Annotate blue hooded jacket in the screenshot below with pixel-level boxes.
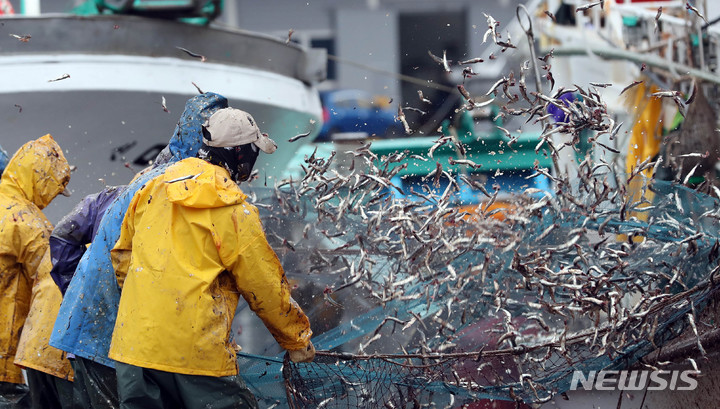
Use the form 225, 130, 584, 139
0, 144, 8, 177
49, 93, 229, 367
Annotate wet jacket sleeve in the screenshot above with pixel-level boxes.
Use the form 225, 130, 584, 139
110, 192, 138, 290
49, 193, 101, 294
228, 222, 312, 352
18, 226, 51, 284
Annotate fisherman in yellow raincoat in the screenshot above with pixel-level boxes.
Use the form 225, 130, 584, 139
110, 108, 314, 408
0, 135, 74, 409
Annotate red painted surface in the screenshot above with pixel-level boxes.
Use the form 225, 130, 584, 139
0, 0, 14, 15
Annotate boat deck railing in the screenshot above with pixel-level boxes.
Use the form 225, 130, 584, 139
0, 14, 326, 85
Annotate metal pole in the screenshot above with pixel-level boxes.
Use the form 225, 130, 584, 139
516, 5, 544, 106
517, 4, 562, 177
698, 22, 705, 72
550, 45, 720, 85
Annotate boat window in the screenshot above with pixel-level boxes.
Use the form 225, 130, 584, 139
311, 38, 336, 81
554, 3, 576, 26
133, 144, 166, 166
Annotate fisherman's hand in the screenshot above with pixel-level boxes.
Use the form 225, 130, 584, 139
288, 341, 315, 363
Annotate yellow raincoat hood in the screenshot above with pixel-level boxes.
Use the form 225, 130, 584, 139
164, 157, 247, 208
0, 135, 72, 383
111, 158, 311, 377
0, 134, 71, 209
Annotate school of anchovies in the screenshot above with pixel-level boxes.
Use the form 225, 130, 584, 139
248, 13, 719, 405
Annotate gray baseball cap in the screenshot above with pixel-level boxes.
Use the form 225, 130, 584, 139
202, 108, 277, 154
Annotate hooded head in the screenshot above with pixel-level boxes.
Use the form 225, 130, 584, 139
197, 108, 277, 183
153, 92, 229, 166
0, 144, 8, 177
0, 134, 71, 209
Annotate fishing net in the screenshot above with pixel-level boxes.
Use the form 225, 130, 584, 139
229, 12, 720, 404
232, 164, 720, 408
282, 272, 716, 408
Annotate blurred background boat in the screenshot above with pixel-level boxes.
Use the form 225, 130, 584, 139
0, 0, 326, 222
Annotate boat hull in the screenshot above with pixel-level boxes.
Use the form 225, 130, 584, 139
0, 15, 324, 222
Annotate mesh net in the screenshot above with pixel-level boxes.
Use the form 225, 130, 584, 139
233, 172, 720, 408
227, 15, 720, 405
280, 278, 719, 408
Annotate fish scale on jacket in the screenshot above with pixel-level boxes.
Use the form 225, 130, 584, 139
49, 93, 229, 368
0, 134, 72, 383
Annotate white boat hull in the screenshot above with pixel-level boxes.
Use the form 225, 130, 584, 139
0, 15, 324, 222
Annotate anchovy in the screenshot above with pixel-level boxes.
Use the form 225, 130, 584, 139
176, 46, 207, 62
165, 172, 202, 184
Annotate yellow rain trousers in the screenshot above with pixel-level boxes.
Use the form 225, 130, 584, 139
623, 83, 663, 239
0, 134, 72, 383
625, 82, 663, 178
110, 157, 312, 377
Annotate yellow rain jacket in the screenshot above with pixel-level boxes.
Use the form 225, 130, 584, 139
0, 134, 72, 383
110, 157, 312, 376
625, 82, 663, 178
